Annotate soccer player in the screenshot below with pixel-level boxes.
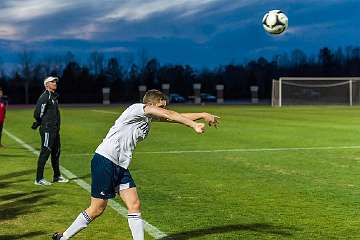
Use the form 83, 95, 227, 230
32, 76, 68, 186
52, 89, 219, 240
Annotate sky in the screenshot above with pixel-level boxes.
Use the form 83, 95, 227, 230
0, 0, 359, 68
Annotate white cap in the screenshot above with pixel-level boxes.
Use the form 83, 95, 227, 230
43, 76, 58, 86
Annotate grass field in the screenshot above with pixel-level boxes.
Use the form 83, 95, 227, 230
1, 104, 360, 239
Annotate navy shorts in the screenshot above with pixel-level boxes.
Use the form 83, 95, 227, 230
91, 153, 136, 199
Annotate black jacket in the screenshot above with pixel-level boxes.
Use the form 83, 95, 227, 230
33, 91, 60, 131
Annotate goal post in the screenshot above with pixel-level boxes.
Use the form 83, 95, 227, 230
272, 77, 360, 106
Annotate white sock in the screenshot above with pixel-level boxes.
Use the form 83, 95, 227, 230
128, 212, 144, 240
61, 211, 92, 239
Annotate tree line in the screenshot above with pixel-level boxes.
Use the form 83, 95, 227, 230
1, 46, 360, 104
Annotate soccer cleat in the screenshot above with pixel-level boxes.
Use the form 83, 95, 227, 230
53, 176, 69, 183
34, 179, 52, 186
51, 232, 63, 240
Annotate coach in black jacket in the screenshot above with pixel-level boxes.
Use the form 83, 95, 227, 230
32, 76, 68, 186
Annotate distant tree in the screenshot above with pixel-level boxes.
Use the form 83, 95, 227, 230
39, 54, 60, 76
64, 51, 76, 65
137, 48, 149, 72
334, 47, 345, 66
61, 61, 82, 102
280, 53, 290, 67
257, 57, 273, 98
18, 49, 35, 104
318, 47, 334, 71
106, 57, 123, 82
126, 63, 140, 101
128, 64, 139, 83
183, 65, 196, 97
122, 52, 135, 74
222, 64, 247, 99
157, 64, 195, 97
348, 47, 360, 75
30, 63, 48, 102
89, 51, 105, 76
158, 65, 180, 92
7, 72, 23, 103
291, 49, 307, 67
142, 58, 160, 89
197, 68, 218, 95
106, 57, 125, 102
351, 47, 360, 60
82, 66, 100, 103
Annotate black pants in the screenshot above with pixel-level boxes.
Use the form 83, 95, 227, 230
36, 128, 61, 181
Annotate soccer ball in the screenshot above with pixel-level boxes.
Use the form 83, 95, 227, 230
262, 10, 288, 35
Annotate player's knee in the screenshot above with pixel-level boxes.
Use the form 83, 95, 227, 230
128, 199, 141, 212
40, 147, 51, 155
88, 208, 103, 219
87, 204, 106, 218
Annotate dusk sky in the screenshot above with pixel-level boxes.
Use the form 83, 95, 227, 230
0, 0, 359, 68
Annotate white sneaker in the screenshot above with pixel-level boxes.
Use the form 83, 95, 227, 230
53, 176, 69, 183
34, 179, 52, 186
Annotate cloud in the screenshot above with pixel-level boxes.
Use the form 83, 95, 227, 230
98, 0, 221, 22
61, 23, 103, 41
0, 0, 90, 40
0, 24, 18, 39
0, 0, 261, 41
0, 0, 77, 22
249, 46, 280, 55
98, 46, 129, 53
286, 22, 337, 35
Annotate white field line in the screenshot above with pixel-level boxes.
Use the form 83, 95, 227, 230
91, 110, 119, 114
62, 145, 360, 157
3, 129, 167, 240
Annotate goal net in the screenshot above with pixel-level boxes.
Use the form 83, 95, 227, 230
272, 77, 360, 106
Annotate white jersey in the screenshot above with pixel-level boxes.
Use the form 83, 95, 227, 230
95, 103, 152, 168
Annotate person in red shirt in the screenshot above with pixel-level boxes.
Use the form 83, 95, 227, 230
0, 87, 7, 147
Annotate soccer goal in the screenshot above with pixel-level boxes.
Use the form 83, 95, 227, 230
272, 77, 360, 106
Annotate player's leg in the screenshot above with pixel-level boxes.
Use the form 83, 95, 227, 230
85, 197, 108, 219
51, 132, 68, 182
51, 131, 60, 178
56, 197, 107, 240
35, 129, 52, 184
118, 170, 144, 240
53, 154, 115, 239
120, 187, 141, 211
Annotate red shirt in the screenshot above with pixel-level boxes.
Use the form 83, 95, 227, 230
0, 102, 6, 124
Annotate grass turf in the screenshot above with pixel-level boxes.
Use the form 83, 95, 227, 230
1, 105, 360, 239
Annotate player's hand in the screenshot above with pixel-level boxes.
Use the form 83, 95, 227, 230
31, 121, 40, 130
203, 113, 220, 128
193, 123, 205, 134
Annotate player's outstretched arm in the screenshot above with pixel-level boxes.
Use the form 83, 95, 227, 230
181, 112, 220, 128
144, 105, 205, 134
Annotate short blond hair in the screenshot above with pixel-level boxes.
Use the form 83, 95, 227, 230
143, 89, 167, 104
